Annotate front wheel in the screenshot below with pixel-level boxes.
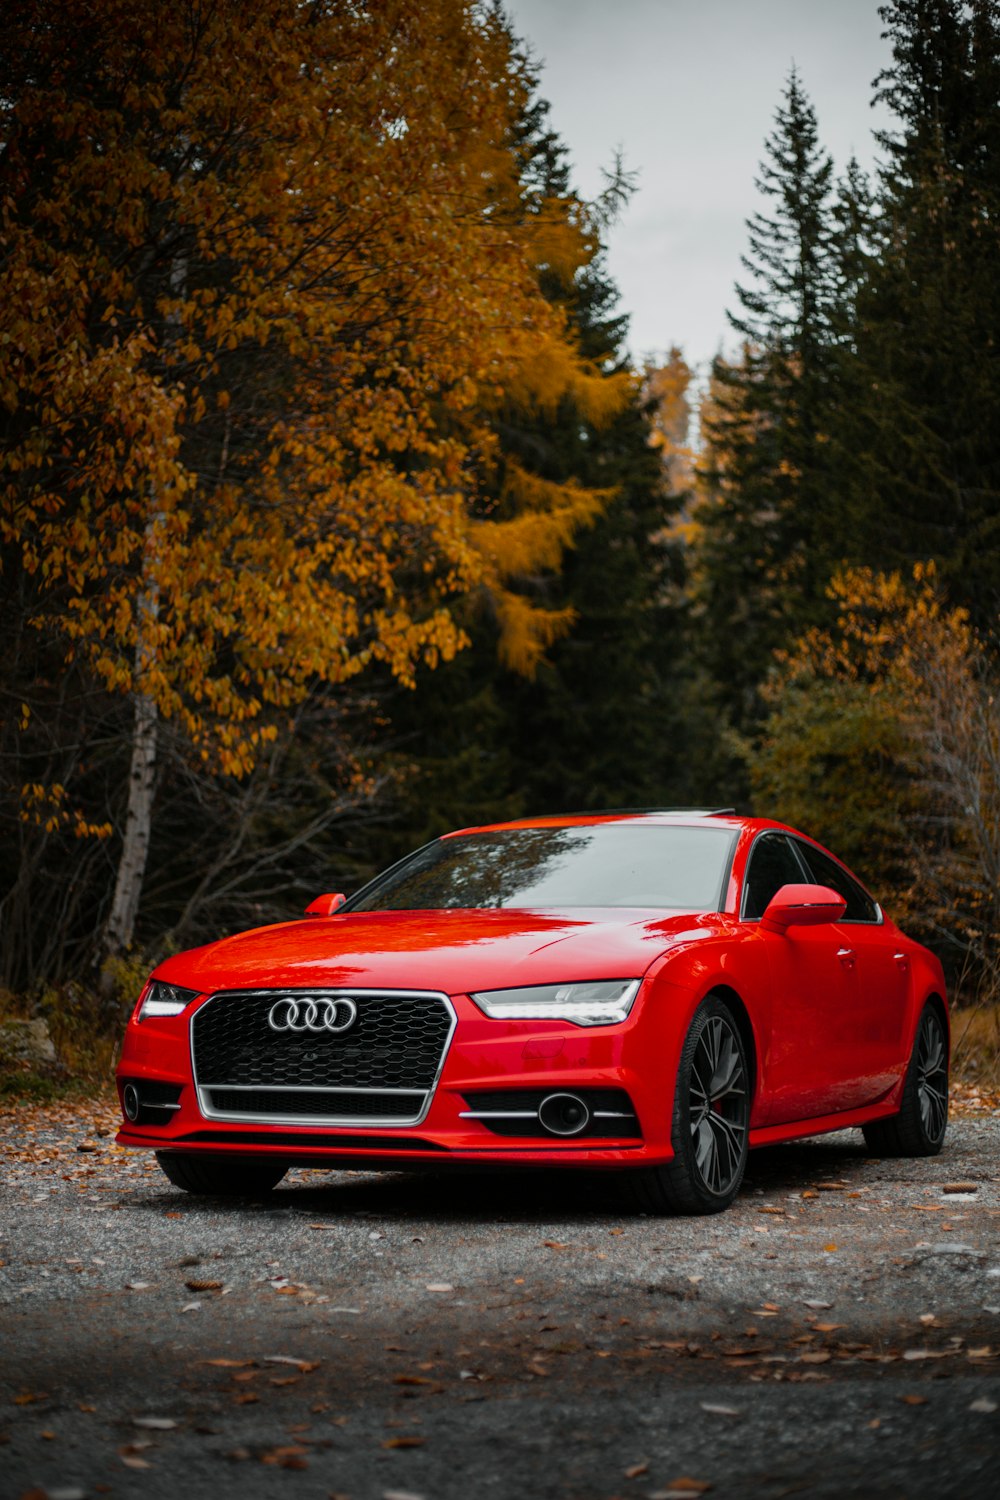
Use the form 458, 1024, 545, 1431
155, 1151, 288, 1196
862, 1003, 948, 1157
625, 996, 750, 1215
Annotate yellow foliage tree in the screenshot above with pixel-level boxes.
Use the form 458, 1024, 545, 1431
752, 564, 1000, 997
0, 0, 620, 963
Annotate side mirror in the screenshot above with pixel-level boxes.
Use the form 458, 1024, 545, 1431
760, 883, 847, 934
305, 892, 347, 917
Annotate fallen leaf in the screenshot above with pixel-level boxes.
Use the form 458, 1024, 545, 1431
799, 1351, 831, 1364
261, 1445, 309, 1469
262, 1356, 320, 1372
383, 1436, 426, 1449
700, 1403, 740, 1417
803, 1299, 833, 1310
308, 1223, 341, 1230
970, 1396, 998, 1413
125, 1281, 154, 1290
13, 1393, 48, 1406
132, 1416, 178, 1430
120, 1455, 152, 1470
823, 1244, 838, 1253
624, 1461, 649, 1478
543, 1240, 569, 1249
902, 1349, 951, 1360
900, 1395, 928, 1405
811, 1323, 843, 1333
425, 1283, 453, 1293
382, 1491, 426, 1500
393, 1375, 433, 1387
967, 1346, 994, 1358
650, 1480, 712, 1498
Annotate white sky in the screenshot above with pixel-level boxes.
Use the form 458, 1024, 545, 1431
504, 0, 894, 373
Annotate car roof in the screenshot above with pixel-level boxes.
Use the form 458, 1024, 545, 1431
444, 809, 767, 837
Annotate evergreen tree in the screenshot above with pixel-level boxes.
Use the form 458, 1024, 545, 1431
362, 93, 691, 865
691, 70, 841, 727
840, 0, 1000, 630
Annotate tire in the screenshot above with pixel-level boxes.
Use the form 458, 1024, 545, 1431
625, 995, 750, 1215
862, 1002, 948, 1157
155, 1151, 288, 1196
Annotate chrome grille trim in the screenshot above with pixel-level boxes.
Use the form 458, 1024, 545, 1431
190, 988, 457, 1129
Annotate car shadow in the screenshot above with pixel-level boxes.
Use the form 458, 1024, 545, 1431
124, 1129, 878, 1223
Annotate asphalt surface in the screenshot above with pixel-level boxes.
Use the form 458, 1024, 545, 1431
1, 1098, 999, 1500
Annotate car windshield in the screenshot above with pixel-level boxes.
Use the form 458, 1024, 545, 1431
346, 824, 735, 912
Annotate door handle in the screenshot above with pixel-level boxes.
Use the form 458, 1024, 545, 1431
837, 947, 856, 967
894, 952, 910, 969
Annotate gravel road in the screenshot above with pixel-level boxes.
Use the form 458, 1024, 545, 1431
2, 1095, 999, 1500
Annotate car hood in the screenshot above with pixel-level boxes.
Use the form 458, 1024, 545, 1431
157, 908, 720, 996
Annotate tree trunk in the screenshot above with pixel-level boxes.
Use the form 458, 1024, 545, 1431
103, 681, 158, 963
100, 249, 186, 978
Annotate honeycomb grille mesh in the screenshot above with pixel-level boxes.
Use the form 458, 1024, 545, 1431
191, 990, 452, 1092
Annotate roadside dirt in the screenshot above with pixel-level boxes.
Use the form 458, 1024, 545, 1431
1, 1090, 999, 1499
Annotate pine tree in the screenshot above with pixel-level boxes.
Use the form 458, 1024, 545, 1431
691, 70, 841, 726
840, 0, 1000, 629
363, 93, 690, 863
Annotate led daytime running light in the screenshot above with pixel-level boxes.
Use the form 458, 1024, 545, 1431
470, 978, 640, 1027
138, 979, 200, 1022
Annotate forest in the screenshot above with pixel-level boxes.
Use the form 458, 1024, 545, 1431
1, 0, 998, 1074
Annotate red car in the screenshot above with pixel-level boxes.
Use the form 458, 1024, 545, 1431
116, 810, 949, 1214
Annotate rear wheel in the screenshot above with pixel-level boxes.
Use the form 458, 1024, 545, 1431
155, 1151, 287, 1196
862, 1003, 948, 1157
626, 995, 750, 1215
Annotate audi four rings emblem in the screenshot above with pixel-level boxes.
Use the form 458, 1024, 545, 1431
267, 996, 358, 1034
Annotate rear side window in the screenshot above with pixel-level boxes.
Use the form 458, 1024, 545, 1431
793, 841, 878, 923
742, 834, 807, 920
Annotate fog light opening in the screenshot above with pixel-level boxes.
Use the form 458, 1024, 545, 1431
538, 1092, 591, 1137
123, 1083, 140, 1122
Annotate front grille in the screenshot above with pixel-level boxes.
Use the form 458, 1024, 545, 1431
191, 988, 454, 1126
207, 1088, 419, 1118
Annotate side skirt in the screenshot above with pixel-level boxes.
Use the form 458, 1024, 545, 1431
749, 1090, 904, 1150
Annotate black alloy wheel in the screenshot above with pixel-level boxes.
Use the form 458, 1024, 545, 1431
688, 1009, 749, 1195
625, 995, 751, 1215
862, 1002, 949, 1157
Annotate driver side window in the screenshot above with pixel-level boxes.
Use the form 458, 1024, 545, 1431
743, 834, 806, 920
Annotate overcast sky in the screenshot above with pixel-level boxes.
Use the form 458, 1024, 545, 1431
504, 0, 894, 373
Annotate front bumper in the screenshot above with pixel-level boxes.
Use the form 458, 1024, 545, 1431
116, 990, 685, 1169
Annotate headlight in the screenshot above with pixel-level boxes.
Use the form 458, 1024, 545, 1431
470, 979, 641, 1027
137, 979, 201, 1022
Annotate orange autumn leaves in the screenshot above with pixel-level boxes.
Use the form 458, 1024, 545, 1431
1, 0, 628, 778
